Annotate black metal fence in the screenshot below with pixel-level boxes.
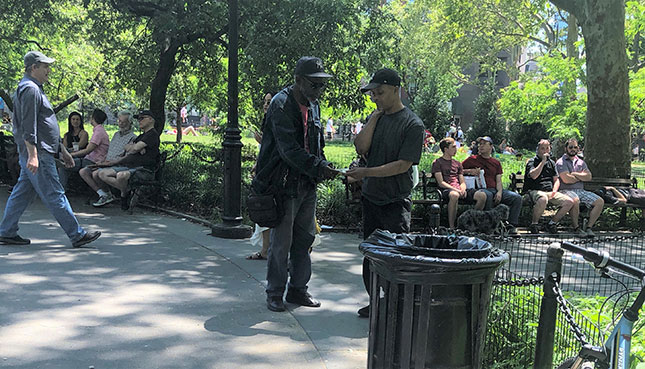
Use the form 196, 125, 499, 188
479, 232, 645, 368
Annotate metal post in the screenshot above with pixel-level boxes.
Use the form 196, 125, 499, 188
211, 0, 251, 239
430, 204, 441, 231
533, 245, 564, 369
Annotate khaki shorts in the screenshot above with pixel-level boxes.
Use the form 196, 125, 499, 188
528, 190, 571, 207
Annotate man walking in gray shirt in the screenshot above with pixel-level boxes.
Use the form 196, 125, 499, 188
0, 51, 100, 248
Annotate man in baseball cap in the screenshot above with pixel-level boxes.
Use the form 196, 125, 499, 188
0, 50, 101, 248
462, 134, 522, 234
359, 68, 401, 93
23, 51, 55, 70
346, 67, 425, 318
252, 56, 337, 313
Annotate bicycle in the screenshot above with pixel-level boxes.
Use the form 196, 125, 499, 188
555, 241, 645, 369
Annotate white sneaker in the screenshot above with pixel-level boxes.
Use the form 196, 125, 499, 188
93, 193, 115, 207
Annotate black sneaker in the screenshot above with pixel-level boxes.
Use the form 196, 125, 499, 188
0, 235, 31, 245
528, 223, 540, 234
72, 231, 101, 248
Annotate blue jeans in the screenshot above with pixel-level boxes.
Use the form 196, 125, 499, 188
480, 188, 522, 225
266, 185, 317, 298
0, 150, 86, 242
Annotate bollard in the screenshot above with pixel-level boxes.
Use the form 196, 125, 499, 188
533, 244, 564, 369
430, 204, 441, 231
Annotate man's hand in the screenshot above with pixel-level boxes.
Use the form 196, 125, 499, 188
465, 167, 481, 176
26, 154, 38, 174
94, 160, 114, 168
459, 188, 467, 198
549, 191, 556, 199
321, 164, 339, 180
345, 167, 368, 182
494, 191, 503, 205
61, 150, 75, 168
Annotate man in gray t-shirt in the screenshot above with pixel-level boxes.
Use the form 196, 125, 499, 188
555, 138, 604, 237
345, 68, 424, 317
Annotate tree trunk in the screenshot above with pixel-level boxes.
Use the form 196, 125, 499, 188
150, 41, 180, 136
563, 13, 578, 99
579, 0, 631, 178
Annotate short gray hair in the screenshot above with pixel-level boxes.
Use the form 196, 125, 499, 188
117, 111, 132, 121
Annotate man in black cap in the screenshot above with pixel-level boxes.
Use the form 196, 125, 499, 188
345, 68, 425, 317
253, 56, 338, 312
0, 51, 101, 248
92, 109, 160, 211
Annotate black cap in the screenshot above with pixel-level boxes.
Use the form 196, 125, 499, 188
360, 68, 401, 93
24, 51, 55, 68
294, 57, 333, 78
134, 110, 154, 119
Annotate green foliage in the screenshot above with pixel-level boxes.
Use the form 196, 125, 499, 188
498, 54, 587, 142
410, 71, 456, 135
467, 79, 505, 144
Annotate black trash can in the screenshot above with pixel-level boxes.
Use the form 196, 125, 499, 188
359, 230, 509, 369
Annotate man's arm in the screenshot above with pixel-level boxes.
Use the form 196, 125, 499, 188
345, 159, 412, 181
354, 110, 382, 155
71, 142, 97, 158
24, 141, 38, 174
125, 140, 147, 155
558, 171, 579, 184
571, 169, 592, 182
461, 157, 481, 176
529, 159, 545, 179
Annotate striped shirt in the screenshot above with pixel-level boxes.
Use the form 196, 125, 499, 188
106, 129, 136, 161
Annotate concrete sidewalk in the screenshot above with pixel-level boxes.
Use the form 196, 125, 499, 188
0, 192, 369, 369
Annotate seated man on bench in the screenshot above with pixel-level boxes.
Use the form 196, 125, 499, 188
92, 109, 160, 211
555, 138, 604, 238
524, 139, 577, 234
431, 137, 485, 229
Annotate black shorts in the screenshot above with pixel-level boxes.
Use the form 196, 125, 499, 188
441, 188, 478, 204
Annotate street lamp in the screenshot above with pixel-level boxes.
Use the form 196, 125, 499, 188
211, 0, 252, 239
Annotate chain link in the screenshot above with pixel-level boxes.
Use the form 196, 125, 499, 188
551, 273, 589, 346
493, 276, 544, 287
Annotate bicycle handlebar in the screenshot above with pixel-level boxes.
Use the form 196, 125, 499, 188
560, 242, 645, 280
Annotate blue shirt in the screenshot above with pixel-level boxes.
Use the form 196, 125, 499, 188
13, 74, 60, 156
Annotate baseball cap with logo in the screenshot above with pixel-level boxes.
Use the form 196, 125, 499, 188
24, 51, 55, 68
360, 68, 401, 93
294, 57, 333, 78
134, 110, 154, 119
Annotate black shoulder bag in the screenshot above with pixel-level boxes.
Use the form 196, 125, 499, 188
247, 164, 286, 228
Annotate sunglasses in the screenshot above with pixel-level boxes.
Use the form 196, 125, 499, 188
303, 76, 327, 89
568, 146, 579, 149
137, 115, 150, 121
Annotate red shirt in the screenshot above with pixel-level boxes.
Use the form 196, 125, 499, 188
462, 155, 502, 189
431, 157, 462, 190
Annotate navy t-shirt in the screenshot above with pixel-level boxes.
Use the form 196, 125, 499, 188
362, 107, 424, 205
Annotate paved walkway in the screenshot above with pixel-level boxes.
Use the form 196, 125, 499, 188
0, 192, 369, 369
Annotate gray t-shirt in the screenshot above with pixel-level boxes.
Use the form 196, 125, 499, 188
555, 154, 588, 190
362, 107, 424, 205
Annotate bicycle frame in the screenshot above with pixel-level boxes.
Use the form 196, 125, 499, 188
602, 284, 645, 369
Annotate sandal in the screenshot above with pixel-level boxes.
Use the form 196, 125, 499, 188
246, 251, 267, 260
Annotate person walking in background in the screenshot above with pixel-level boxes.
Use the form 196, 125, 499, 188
252, 57, 338, 312
62, 111, 88, 153
325, 117, 335, 140
345, 68, 424, 318
0, 51, 100, 248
